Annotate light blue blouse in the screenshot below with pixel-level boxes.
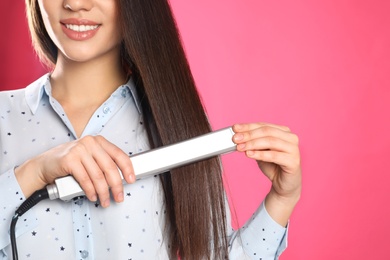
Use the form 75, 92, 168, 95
0, 74, 287, 259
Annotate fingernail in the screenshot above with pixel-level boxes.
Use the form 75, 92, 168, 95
234, 134, 244, 141
91, 195, 97, 202
247, 150, 255, 157
117, 192, 124, 202
237, 143, 246, 150
103, 199, 110, 208
128, 174, 135, 183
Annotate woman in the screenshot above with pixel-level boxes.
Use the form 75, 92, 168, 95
0, 0, 301, 259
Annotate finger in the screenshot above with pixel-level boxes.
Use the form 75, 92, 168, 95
88, 145, 124, 205
78, 135, 134, 205
102, 166, 124, 204
65, 160, 97, 202
94, 136, 135, 201
246, 150, 300, 174
118, 157, 135, 184
234, 125, 299, 145
93, 151, 125, 204
96, 136, 135, 184
237, 136, 297, 154
233, 122, 291, 133
80, 154, 112, 207
76, 136, 114, 206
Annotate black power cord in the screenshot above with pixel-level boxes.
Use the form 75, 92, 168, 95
10, 188, 49, 260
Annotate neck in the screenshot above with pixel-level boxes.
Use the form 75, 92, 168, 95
50, 51, 126, 107
49, 50, 127, 137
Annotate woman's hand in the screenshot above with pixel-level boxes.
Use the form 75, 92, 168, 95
15, 136, 135, 208
232, 123, 302, 226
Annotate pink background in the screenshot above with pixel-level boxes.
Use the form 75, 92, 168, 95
1, 1, 389, 259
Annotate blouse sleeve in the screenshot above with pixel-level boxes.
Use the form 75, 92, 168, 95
227, 201, 288, 260
0, 168, 38, 252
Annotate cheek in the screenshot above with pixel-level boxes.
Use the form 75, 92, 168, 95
107, 15, 122, 44
112, 30, 122, 45
41, 16, 59, 46
38, 2, 57, 37
105, 3, 121, 31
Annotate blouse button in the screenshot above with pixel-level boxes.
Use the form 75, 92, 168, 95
121, 89, 127, 98
80, 250, 89, 259
80, 250, 89, 258
103, 107, 110, 114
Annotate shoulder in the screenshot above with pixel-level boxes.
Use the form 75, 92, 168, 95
0, 74, 49, 110
0, 88, 25, 106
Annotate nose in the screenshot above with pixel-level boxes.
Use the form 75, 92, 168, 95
63, 0, 93, 12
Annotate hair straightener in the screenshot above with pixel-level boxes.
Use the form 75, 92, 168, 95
46, 126, 237, 201
10, 127, 237, 259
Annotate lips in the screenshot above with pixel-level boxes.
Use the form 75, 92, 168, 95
60, 18, 101, 41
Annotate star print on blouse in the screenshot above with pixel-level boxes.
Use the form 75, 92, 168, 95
0, 74, 288, 259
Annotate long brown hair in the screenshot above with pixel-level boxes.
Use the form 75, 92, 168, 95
26, 0, 228, 258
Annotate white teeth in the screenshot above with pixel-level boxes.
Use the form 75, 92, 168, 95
65, 24, 99, 32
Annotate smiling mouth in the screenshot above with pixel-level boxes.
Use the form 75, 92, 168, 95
64, 24, 100, 32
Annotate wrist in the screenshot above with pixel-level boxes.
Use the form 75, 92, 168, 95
15, 159, 47, 198
268, 187, 301, 208
264, 188, 301, 227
